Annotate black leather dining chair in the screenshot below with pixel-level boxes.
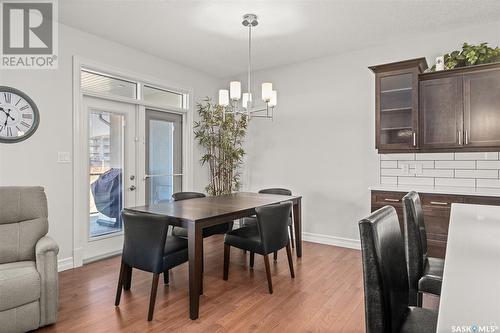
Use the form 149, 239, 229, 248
403, 191, 444, 306
223, 202, 295, 294
115, 209, 188, 321
358, 206, 438, 333
242, 188, 295, 261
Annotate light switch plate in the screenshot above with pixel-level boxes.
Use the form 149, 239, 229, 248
57, 152, 71, 163
401, 163, 409, 175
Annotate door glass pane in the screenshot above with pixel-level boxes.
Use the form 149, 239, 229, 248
89, 111, 124, 237
143, 85, 183, 109
380, 73, 413, 145
146, 111, 182, 204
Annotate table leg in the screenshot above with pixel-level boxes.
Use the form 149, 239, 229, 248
293, 198, 302, 257
188, 222, 202, 320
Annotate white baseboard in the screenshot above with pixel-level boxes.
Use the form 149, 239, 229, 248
302, 232, 360, 250
58, 257, 74, 272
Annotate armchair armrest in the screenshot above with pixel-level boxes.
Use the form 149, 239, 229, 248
35, 236, 59, 326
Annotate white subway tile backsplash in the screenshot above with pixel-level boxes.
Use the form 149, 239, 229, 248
398, 177, 434, 186
416, 153, 454, 160
381, 176, 397, 185
476, 160, 500, 169
420, 169, 454, 178
379, 152, 500, 191
454, 152, 499, 160
455, 169, 498, 179
477, 179, 500, 188
381, 161, 398, 168
381, 153, 415, 161
435, 160, 475, 169
435, 178, 475, 187
381, 168, 407, 177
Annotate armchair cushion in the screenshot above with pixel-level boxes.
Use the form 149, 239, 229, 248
0, 261, 40, 312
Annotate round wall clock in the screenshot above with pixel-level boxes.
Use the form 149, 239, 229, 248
0, 86, 40, 143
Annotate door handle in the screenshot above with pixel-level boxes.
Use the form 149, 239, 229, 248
384, 198, 400, 202
129, 185, 136, 191
144, 173, 183, 180
430, 201, 448, 206
458, 130, 462, 145
412, 131, 417, 147
464, 130, 469, 145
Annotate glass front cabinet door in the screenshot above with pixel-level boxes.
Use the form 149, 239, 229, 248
370, 58, 428, 152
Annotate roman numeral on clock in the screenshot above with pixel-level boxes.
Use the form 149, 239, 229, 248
6, 127, 12, 136
22, 113, 33, 119
19, 105, 29, 111
20, 121, 31, 128
4, 93, 11, 104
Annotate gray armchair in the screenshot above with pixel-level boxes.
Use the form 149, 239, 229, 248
0, 186, 59, 332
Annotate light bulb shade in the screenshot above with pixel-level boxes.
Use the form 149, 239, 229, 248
262, 82, 273, 102
230, 81, 241, 100
269, 90, 277, 107
218, 89, 229, 106
242, 92, 252, 109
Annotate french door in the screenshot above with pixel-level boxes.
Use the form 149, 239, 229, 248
79, 98, 184, 262
82, 96, 137, 261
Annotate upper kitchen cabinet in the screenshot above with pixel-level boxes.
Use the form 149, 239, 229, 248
420, 76, 463, 149
369, 58, 428, 152
463, 67, 500, 147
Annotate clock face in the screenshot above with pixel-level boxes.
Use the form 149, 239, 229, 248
0, 87, 39, 143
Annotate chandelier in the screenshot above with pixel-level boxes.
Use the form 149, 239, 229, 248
218, 13, 277, 120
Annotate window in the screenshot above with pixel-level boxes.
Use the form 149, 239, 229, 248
81, 70, 137, 99
143, 85, 184, 109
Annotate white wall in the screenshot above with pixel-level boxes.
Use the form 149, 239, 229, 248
237, 20, 500, 246
0, 24, 217, 264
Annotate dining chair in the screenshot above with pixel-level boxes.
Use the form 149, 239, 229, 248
358, 206, 437, 333
223, 202, 295, 294
403, 191, 444, 307
242, 188, 295, 261
115, 209, 188, 321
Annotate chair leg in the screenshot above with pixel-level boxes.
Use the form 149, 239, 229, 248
250, 252, 255, 268
115, 261, 126, 306
123, 265, 132, 291
289, 225, 295, 249
223, 243, 230, 280
147, 273, 160, 321
286, 242, 295, 278
163, 270, 169, 285
273, 251, 278, 261
417, 292, 423, 307
263, 254, 273, 294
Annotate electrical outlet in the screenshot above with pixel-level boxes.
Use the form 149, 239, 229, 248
57, 152, 71, 163
415, 163, 423, 175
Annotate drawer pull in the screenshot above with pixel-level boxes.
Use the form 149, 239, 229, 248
384, 198, 400, 202
430, 201, 448, 206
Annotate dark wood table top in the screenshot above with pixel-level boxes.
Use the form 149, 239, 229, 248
128, 192, 301, 223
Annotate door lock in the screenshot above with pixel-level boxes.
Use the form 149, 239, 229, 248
129, 185, 136, 191
130, 175, 135, 180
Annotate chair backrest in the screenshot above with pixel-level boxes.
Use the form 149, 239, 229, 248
255, 202, 292, 254
358, 206, 409, 333
258, 188, 292, 196
172, 192, 206, 201
0, 186, 48, 264
402, 191, 427, 298
121, 209, 169, 273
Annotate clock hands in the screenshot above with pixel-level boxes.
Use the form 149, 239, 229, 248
0, 107, 16, 125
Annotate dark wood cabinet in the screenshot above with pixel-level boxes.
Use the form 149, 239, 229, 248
464, 68, 500, 147
370, 190, 500, 259
370, 58, 428, 151
420, 76, 463, 149
371, 60, 500, 153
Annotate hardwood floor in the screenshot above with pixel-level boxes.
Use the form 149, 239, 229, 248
38, 238, 363, 332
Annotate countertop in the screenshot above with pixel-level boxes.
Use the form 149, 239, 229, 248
369, 184, 500, 197
437, 203, 500, 331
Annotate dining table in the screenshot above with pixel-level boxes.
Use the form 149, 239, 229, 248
128, 191, 302, 320
437, 203, 500, 332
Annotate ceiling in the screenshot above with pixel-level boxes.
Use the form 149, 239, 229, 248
59, 0, 500, 78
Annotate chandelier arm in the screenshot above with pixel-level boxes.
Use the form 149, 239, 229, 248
248, 24, 252, 99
